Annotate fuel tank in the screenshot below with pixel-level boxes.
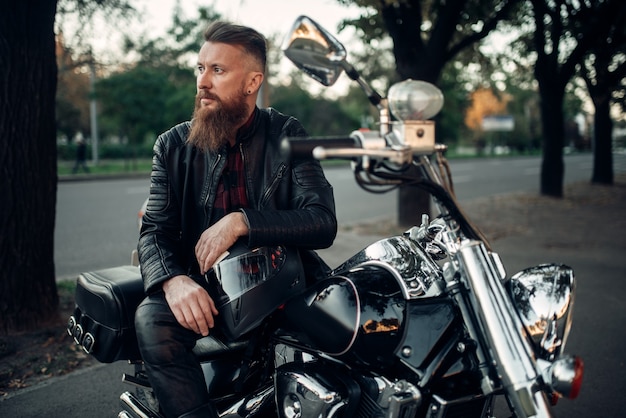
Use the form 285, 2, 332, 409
283, 236, 458, 370
283, 267, 405, 367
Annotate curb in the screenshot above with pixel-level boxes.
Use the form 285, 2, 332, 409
58, 172, 150, 182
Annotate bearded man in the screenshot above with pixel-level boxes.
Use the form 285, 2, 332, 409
134, 21, 337, 418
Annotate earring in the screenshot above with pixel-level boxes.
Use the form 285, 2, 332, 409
247, 90, 252, 95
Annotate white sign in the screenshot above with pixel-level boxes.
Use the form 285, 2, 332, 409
482, 115, 515, 132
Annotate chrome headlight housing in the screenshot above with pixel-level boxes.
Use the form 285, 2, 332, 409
508, 264, 575, 361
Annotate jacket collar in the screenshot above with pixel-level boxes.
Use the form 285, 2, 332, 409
235, 107, 260, 146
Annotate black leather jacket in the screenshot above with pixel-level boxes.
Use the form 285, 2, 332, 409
138, 107, 337, 293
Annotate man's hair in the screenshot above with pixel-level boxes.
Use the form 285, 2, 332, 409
203, 21, 267, 73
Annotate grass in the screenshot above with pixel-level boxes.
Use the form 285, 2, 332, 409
57, 158, 152, 176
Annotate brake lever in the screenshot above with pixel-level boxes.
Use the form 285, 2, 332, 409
312, 145, 413, 165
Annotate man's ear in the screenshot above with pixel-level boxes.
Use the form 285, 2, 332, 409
246, 72, 264, 95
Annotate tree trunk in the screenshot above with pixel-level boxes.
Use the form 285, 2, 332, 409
591, 96, 614, 185
0, 1, 59, 333
538, 85, 566, 197
398, 184, 432, 227
381, 1, 449, 226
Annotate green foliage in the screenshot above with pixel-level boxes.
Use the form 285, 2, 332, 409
122, 6, 222, 69
338, 0, 524, 83
89, 5, 221, 148
437, 62, 471, 146
331, 0, 530, 153
270, 82, 361, 136
95, 67, 184, 145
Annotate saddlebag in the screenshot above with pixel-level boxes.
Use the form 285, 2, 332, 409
68, 265, 145, 363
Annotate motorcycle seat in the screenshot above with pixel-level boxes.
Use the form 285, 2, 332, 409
192, 335, 250, 361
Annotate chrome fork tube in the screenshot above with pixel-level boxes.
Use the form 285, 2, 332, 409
449, 240, 553, 418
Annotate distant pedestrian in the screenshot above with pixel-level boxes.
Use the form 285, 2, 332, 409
72, 138, 89, 174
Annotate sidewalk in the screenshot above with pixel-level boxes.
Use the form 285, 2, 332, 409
1, 174, 625, 417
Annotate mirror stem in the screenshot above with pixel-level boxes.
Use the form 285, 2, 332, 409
341, 61, 384, 107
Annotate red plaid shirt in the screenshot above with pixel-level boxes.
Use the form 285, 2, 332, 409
211, 144, 249, 224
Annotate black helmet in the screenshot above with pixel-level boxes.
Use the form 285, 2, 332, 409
204, 241, 305, 340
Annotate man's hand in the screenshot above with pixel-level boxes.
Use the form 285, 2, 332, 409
195, 212, 249, 274
162, 275, 219, 336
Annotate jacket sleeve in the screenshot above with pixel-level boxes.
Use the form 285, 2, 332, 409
242, 115, 337, 250
137, 128, 188, 294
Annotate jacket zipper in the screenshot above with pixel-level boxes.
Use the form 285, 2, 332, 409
260, 163, 287, 208
203, 153, 222, 228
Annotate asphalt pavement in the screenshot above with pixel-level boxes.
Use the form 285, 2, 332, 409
1, 172, 625, 417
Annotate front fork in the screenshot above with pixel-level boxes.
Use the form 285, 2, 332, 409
444, 240, 553, 418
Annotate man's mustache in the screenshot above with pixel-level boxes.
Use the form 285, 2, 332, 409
197, 90, 219, 101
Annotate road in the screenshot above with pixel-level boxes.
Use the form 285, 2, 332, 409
1, 151, 619, 416
54, 153, 605, 279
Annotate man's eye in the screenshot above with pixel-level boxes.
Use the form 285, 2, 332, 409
197, 66, 205, 74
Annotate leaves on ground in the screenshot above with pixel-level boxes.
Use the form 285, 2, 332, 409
0, 283, 97, 398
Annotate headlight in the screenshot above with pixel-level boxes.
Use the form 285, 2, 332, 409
387, 79, 444, 121
508, 264, 575, 361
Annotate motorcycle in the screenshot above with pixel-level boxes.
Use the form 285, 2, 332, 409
67, 16, 583, 418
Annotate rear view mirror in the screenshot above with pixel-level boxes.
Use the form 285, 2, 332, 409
282, 16, 347, 86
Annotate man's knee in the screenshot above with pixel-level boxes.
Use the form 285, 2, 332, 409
135, 294, 184, 364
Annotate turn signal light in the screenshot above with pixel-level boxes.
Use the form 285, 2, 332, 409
548, 355, 584, 399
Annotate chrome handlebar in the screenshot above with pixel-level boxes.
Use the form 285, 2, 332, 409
284, 130, 558, 418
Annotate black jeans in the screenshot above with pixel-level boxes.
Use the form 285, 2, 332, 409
135, 292, 214, 418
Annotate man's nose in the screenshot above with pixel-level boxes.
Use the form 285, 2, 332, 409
197, 72, 212, 89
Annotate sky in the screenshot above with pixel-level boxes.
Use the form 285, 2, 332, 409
135, 0, 360, 44
124, 0, 363, 94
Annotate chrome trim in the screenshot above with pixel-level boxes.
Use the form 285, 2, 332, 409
72, 324, 84, 345
509, 264, 575, 360
322, 276, 360, 356
81, 332, 95, 354
490, 251, 507, 280
333, 235, 443, 300
544, 355, 583, 398
358, 376, 422, 417
119, 391, 159, 418
67, 315, 76, 336
453, 240, 553, 418
275, 370, 346, 418
219, 385, 274, 417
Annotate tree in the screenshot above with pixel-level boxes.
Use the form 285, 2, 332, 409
0, 1, 59, 333
338, 0, 523, 226
56, 33, 92, 142
437, 62, 472, 147
502, 82, 543, 154
464, 88, 512, 152
528, 0, 621, 196
96, 67, 182, 166
92, 5, 222, 155
270, 78, 362, 136
579, 2, 626, 185
0, 0, 133, 334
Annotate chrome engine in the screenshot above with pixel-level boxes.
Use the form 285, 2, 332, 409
274, 362, 421, 418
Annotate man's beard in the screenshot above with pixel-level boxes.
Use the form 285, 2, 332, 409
187, 89, 250, 152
